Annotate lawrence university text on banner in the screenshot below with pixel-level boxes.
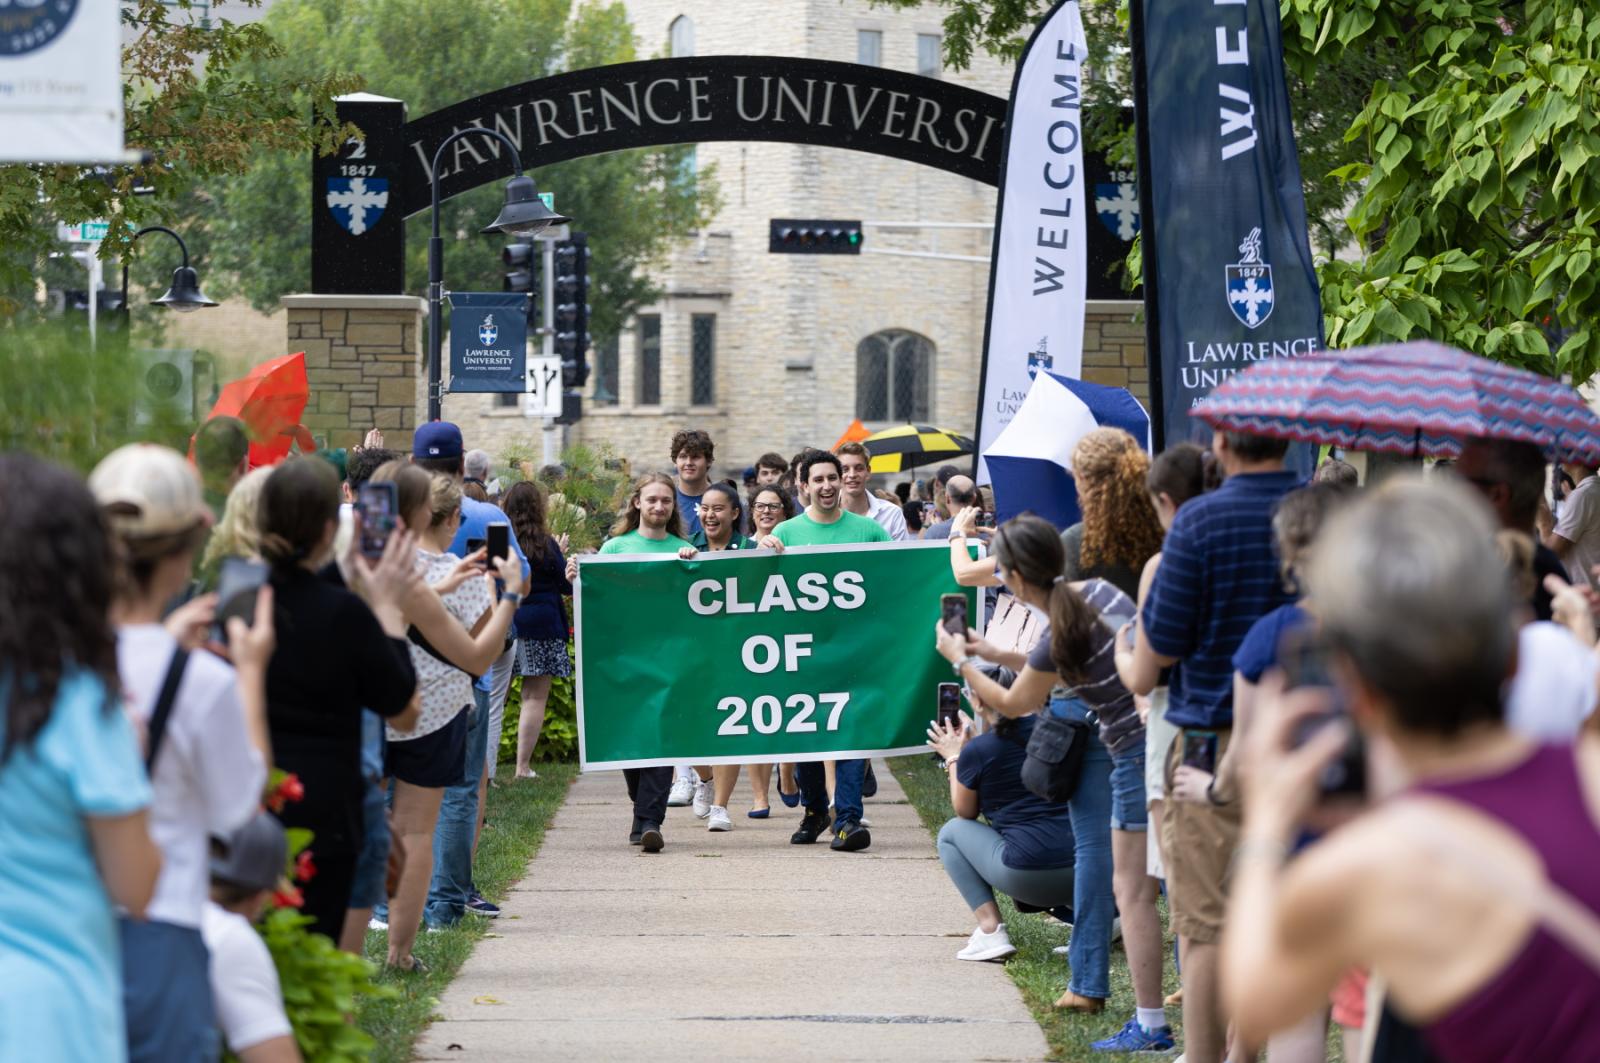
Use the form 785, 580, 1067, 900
1133, 0, 1321, 448
975, 0, 1089, 481
448, 291, 528, 393
575, 543, 979, 770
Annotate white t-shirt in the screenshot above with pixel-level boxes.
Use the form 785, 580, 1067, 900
392, 548, 493, 741
1555, 475, 1600, 592
201, 902, 293, 1053
865, 493, 910, 541
117, 625, 265, 928
1506, 621, 1598, 741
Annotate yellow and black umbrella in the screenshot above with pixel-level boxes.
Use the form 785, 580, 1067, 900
861, 424, 975, 474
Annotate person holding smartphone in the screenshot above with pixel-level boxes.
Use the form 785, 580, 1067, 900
926, 668, 1076, 963
88, 444, 273, 1063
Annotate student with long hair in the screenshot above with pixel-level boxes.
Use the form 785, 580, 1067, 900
935, 514, 1169, 1047
0, 455, 162, 1063
1063, 428, 1166, 598
258, 457, 420, 940
501, 479, 572, 779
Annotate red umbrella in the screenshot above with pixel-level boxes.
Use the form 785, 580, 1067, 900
201, 352, 316, 467
1192, 341, 1600, 464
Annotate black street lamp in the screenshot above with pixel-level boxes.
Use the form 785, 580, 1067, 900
120, 226, 218, 317
426, 129, 570, 421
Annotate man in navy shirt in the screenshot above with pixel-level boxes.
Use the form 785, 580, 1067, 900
1117, 430, 1298, 1063
670, 428, 714, 540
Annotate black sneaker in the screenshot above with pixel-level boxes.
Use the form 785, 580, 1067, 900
640, 826, 664, 853
862, 762, 878, 798
830, 820, 872, 852
629, 829, 643, 846
465, 891, 500, 918
790, 810, 833, 845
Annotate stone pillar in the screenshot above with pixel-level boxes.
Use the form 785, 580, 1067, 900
281, 294, 425, 453
1078, 301, 1151, 409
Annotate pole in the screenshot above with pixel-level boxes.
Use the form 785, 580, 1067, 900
1127, 0, 1167, 452
426, 127, 529, 424
541, 236, 559, 466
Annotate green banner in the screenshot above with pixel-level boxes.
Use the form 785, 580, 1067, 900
575, 542, 982, 769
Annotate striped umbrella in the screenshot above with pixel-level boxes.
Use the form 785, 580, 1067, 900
1192, 341, 1600, 464
861, 423, 975, 474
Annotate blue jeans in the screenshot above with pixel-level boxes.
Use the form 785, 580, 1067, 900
1052, 696, 1115, 999
796, 758, 865, 824
425, 690, 490, 927
1109, 748, 1147, 831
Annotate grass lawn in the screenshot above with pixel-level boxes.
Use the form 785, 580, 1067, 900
888, 754, 1184, 1062
356, 763, 579, 1063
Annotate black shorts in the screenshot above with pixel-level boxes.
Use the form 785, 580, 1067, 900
385, 707, 470, 788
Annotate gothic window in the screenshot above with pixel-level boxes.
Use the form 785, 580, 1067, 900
636, 314, 661, 406
690, 314, 716, 406
669, 15, 694, 57
856, 330, 933, 423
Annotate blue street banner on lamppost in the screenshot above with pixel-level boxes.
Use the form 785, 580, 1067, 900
447, 292, 528, 393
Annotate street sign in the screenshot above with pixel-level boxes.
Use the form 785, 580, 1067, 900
57, 220, 113, 243
538, 192, 555, 210
525, 355, 562, 416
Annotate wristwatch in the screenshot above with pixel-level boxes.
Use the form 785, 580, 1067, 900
501, 591, 524, 607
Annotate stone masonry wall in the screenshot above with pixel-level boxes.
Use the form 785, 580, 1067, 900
282, 294, 424, 453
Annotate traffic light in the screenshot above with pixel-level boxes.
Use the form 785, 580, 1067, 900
769, 219, 863, 254
502, 240, 538, 327
553, 232, 591, 390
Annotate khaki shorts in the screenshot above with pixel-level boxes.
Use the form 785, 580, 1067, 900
1161, 726, 1242, 944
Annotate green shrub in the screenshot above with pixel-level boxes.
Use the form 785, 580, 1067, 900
248, 907, 394, 1063
496, 645, 580, 765
496, 441, 631, 552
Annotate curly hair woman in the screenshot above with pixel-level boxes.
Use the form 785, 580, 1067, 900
0, 455, 161, 1063
1065, 428, 1166, 598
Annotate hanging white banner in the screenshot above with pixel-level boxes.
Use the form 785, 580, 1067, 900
0, 0, 126, 163
973, 0, 1089, 482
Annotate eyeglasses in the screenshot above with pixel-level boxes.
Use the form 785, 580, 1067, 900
753, 502, 785, 512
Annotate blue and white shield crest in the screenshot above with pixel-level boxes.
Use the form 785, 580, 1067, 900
478, 315, 498, 347
1225, 264, 1274, 329
1094, 182, 1140, 241
325, 177, 389, 236
1026, 350, 1053, 380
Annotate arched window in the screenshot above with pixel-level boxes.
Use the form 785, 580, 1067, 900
669, 15, 694, 58
856, 329, 933, 423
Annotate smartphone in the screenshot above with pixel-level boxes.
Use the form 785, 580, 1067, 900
356, 480, 399, 559
937, 682, 963, 730
940, 593, 969, 637
1279, 628, 1367, 799
976, 510, 996, 529
1182, 730, 1218, 774
923, 501, 937, 523
487, 522, 510, 563
213, 557, 268, 645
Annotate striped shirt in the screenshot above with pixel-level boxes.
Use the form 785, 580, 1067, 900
1140, 470, 1301, 729
1027, 579, 1144, 756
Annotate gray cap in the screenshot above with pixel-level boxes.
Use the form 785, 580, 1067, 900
210, 812, 287, 892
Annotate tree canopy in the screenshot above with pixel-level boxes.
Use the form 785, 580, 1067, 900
190, 0, 718, 346
877, 0, 1600, 382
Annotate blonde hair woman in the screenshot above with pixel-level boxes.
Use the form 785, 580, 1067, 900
199, 465, 274, 582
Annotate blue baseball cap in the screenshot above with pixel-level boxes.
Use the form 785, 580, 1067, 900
413, 421, 464, 460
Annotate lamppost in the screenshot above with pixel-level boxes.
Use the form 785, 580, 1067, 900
426, 128, 569, 422
119, 226, 218, 320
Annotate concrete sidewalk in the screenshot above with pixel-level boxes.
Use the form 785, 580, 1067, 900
414, 761, 1049, 1062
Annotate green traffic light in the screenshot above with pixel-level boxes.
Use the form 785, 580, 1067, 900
848, 231, 860, 245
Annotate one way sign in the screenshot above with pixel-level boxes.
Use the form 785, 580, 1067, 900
525, 356, 562, 416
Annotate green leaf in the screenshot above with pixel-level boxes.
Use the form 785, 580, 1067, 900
1373, 300, 1413, 337
1568, 250, 1594, 282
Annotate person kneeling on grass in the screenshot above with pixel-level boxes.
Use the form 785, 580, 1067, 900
928, 671, 1076, 963
203, 812, 303, 1063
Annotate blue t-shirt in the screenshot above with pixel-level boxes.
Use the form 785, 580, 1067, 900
1231, 604, 1311, 684
956, 717, 1076, 870
450, 495, 529, 692
676, 487, 704, 538
0, 671, 152, 1063
1141, 469, 1301, 729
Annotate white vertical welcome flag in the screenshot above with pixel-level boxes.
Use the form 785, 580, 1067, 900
974, 0, 1089, 481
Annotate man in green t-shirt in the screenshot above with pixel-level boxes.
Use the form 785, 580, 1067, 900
759, 449, 888, 853
567, 472, 691, 853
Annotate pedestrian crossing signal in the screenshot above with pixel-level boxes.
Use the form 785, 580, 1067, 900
769, 219, 863, 255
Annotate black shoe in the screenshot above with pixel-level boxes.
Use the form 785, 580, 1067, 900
862, 762, 878, 799
830, 820, 872, 852
629, 830, 643, 846
790, 810, 832, 845
640, 826, 664, 853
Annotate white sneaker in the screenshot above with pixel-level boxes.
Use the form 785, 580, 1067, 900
368, 915, 388, 932
956, 924, 1017, 962
692, 778, 713, 818
1053, 917, 1120, 955
667, 776, 694, 807
706, 805, 732, 831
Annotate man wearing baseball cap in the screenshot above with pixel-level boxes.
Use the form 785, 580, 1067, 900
410, 422, 527, 925
202, 813, 301, 1063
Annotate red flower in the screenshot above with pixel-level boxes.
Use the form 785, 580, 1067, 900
294, 850, 317, 884
278, 774, 305, 803
271, 885, 304, 909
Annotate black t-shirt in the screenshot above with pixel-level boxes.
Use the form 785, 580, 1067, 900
1534, 542, 1565, 621
955, 717, 1076, 870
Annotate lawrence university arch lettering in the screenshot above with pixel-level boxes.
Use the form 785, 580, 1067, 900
312, 56, 1010, 293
